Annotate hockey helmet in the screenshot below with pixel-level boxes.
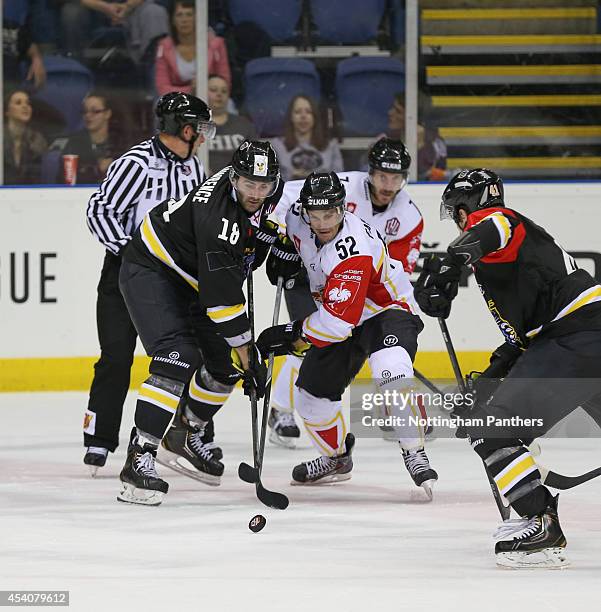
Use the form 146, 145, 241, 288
229, 140, 280, 197
368, 137, 411, 175
299, 172, 346, 230
440, 168, 504, 223
156, 91, 216, 140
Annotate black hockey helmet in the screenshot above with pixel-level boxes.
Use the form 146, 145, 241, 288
156, 91, 216, 140
368, 137, 411, 175
299, 172, 346, 228
299, 172, 346, 211
441, 168, 504, 223
229, 140, 280, 196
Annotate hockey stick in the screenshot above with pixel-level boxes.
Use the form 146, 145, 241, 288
239, 276, 284, 481
539, 465, 601, 490
413, 368, 444, 395
438, 318, 511, 521
238, 273, 289, 510
258, 276, 284, 472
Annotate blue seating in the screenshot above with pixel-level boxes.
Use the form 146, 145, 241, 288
244, 58, 320, 136
311, 0, 387, 44
336, 57, 404, 136
31, 56, 93, 133
3, 0, 29, 25
228, 0, 302, 43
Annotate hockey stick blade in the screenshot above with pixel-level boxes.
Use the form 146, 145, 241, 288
256, 483, 289, 510
238, 462, 290, 508
541, 465, 601, 490
238, 461, 259, 484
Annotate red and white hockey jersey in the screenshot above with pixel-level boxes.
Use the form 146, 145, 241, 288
273, 172, 423, 273
282, 202, 419, 347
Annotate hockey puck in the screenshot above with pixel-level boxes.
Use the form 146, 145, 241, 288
249, 514, 266, 533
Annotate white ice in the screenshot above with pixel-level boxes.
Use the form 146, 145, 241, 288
1, 391, 600, 611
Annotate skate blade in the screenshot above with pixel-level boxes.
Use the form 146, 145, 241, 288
117, 482, 164, 506
157, 450, 221, 486
420, 479, 436, 501
496, 547, 569, 569
88, 465, 100, 478
290, 472, 352, 486
269, 429, 297, 449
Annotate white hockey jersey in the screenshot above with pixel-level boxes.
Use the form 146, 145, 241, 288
273, 172, 423, 273
283, 202, 419, 347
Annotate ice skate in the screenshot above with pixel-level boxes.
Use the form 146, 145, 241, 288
117, 437, 168, 506
268, 407, 301, 449
402, 447, 438, 501
292, 433, 355, 485
83, 446, 108, 477
494, 496, 569, 569
158, 411, 224, 486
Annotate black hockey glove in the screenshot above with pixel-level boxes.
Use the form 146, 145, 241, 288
483, 342, 523, 379
231, 344, 268, 399
256, 320, 310, 358
266, 235, 302, 287
469, 342, 524, 406
413, 254, 462, 319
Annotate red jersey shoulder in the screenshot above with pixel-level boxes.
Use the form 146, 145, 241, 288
466, 207, 525, 264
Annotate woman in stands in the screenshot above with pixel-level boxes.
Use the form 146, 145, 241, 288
155, 0, 231, 96
59, 91, 121, 184
271, 95, 343, 181
3, 89, 47, 184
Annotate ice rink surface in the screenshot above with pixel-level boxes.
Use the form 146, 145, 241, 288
1, 391, 600, 611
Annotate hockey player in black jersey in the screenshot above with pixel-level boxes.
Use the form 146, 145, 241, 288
116, 140, 282, 505
414, 168, 601, 568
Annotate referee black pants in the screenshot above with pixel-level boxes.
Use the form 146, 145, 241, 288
84, 252, 137, 452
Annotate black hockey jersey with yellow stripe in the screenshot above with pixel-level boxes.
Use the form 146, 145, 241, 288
464, 207, 601, 348
124, 166, 281, 345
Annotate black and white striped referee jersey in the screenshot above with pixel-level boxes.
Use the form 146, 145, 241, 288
86, 135, 205, 254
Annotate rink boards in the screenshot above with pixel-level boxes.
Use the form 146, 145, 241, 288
1, 181, 599, 391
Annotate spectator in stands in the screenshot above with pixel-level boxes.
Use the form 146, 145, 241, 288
207, 74, 256, 173
387, 92, 447, 181
270, 95, 343, 182
3, 89, 48, 185
2, 0, 46, 91
59, 0, 168, 64
56, 91, 121, 184
155, 0, 231, 96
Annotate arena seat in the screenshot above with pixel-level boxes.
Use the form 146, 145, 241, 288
310, 0, 387, 44
335, 57, 405, 136
31, 56, 94, 133
228, 0, 302, 43
244, 58, 321, 136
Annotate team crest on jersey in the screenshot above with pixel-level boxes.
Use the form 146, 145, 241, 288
346, 202, 357, 213
324, 279, 359, 316
385, 217, 401, 236
486, 298, 523, 347
329, 286, 352, 303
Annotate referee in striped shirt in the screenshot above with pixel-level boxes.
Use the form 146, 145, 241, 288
83, 91, 216, 475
